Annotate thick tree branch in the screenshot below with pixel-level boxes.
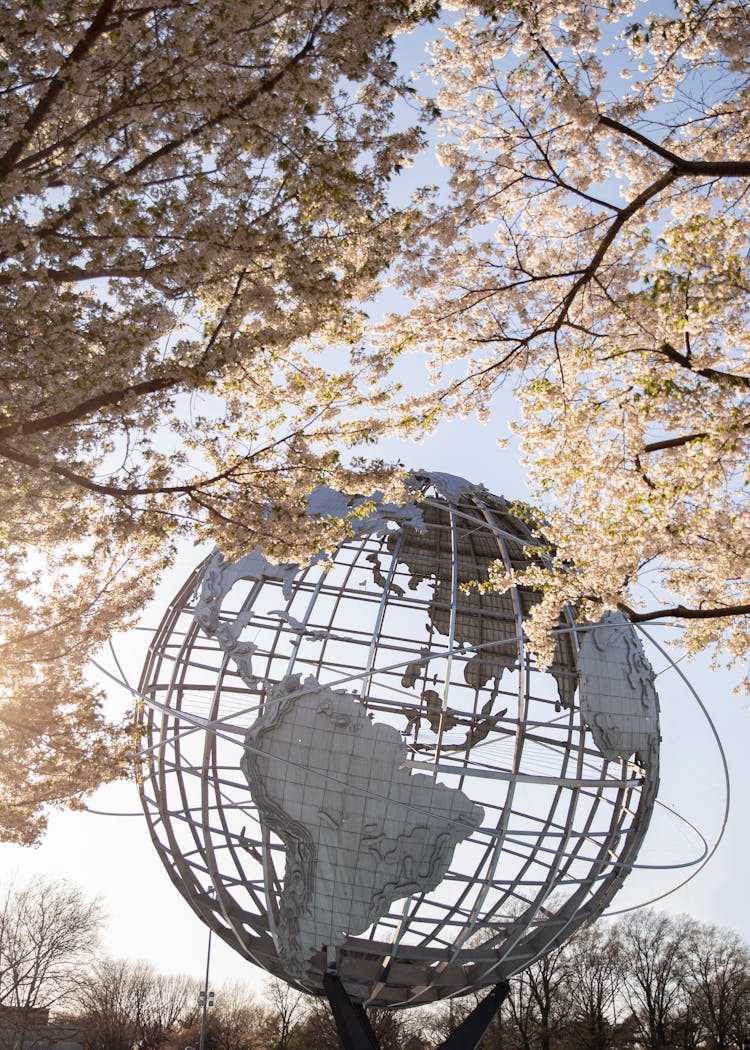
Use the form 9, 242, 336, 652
642, 432, 708, 453
0, 375, 180, 440
655, 342, 750, 388
598, 113, 750, 178
0, 264, 171, 288
619, 601, 750, 623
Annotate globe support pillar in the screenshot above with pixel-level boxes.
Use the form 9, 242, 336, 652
323, 973, 379, 1050
323, 972, 510, 1050
437, 981, 510, 1050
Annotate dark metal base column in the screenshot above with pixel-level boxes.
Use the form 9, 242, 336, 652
437, 981, 510, 1050
323, 973, 510, 1050
324, 973, 380, 1050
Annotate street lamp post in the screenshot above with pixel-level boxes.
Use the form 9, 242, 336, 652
198, 919, 213, 1050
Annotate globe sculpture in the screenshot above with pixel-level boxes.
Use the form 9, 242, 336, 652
137, 472, 660, 1023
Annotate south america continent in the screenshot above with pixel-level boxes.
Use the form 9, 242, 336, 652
241, 677, 484, 978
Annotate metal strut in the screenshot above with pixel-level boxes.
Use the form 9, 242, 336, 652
323, 972, 511, 1050
323, 973, 380, 1050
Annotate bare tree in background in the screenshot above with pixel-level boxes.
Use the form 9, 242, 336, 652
558, 924, 623, 1050
616, 910, 691, 1050
264, 978, 306, 1050
681, 923, 750, 1050
209, 979, 275, 1050
155, 978, 273, 1050
505, 943, 571, 1050
73, 957, 198, 1050
0, 875, 103, 1050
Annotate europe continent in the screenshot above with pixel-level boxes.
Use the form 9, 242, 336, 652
241, 678, 484, 978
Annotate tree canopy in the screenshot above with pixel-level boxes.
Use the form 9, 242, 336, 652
2, 0, 750, 840
2, 881, 748, 1050
2, 889, 747, 1050
385, 0, 750, 668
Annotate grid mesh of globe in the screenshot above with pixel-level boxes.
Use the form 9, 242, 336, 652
137, 484, 658, 1007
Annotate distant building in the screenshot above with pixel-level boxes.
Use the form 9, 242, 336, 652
0, 1007, 85, 1050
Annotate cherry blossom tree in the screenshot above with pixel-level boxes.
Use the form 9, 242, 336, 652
7, 0, 750, 843
384, 0, 750, 670
0, 0, 437, 842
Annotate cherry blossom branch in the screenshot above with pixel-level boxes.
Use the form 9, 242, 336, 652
0, 376, 180, 440
515, 107, 620, 213
597, 114, 750, 178
619, 601, 750, 623
0, 440, 202, 497
534, 31, 750, 177
0, 0, 116, 181
555, 168, 680, 330
642, 433, 708, 454
0, 559, 146, 653
0, 438, 297, 501
30, 5, 335, 242
0, 266, 251, 439
16, 103, 136, 177
198, 268, 249, 367
10, 4, 284, 180
0, 391, 349, 500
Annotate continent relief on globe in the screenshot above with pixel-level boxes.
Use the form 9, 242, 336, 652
241, 677, 485, 980
577, 611, 660, 767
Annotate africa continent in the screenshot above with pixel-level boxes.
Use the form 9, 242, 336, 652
241, 678, 484, 979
